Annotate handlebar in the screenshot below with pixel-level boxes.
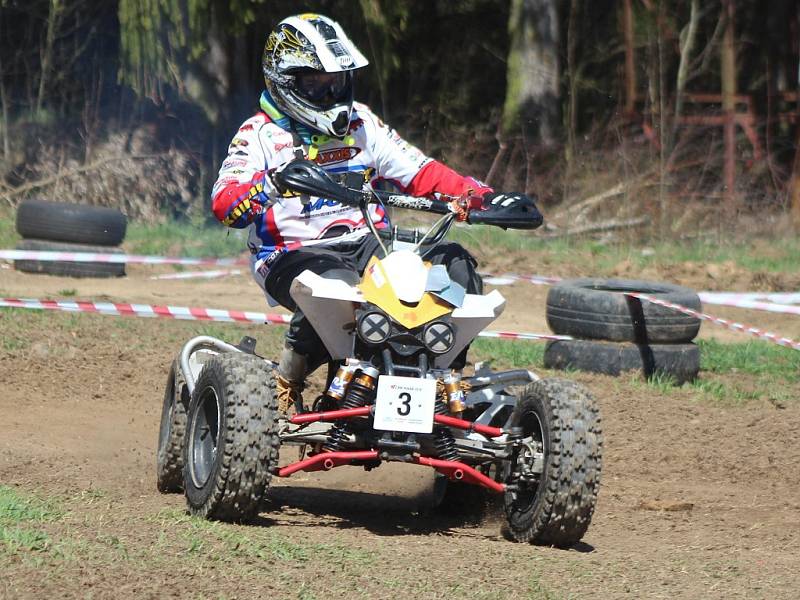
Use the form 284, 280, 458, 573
271, 158, 543, 231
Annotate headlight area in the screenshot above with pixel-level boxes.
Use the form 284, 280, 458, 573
355, 305, 456, 356
356, 310, 391, 345
422, 321, 455, 354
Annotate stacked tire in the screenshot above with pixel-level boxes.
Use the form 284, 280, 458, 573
14, 199, 127, 278
544, 278, 702, 384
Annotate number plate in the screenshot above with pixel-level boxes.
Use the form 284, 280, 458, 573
374, 375, 437, 434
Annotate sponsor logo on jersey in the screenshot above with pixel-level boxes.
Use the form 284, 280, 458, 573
314, 146, 361, 166
222, 159, 247, 169
300, 198, 340, 215
239, 123, 254, 132
348, 118, 364, 133
230, 137, 248, 147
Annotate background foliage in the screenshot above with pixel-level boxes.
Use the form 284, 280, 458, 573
0, 0, 798, 235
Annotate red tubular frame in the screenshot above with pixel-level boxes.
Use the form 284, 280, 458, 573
289, 406, 371, 424
414, 456, 506, 493
278, 450, 379, 477
289, 407, 504, 439
276, 450, 506, 493
433, 414, 504, 438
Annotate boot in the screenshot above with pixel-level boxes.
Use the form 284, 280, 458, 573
276, 374, 303, 416
276, 345, 307, 415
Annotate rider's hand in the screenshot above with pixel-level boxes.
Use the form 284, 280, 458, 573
449, 192, 484, 222
221, 189, 265, 226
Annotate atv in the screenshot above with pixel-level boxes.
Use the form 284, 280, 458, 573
157, 160, 602, 547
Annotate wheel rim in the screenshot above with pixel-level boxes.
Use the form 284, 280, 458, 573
189, 385, 221, 488
512, 409, 545, 507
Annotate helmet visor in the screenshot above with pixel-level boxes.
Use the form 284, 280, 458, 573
292, 69, 352, 107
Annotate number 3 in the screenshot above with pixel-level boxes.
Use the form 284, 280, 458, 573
397, 392, 411, 416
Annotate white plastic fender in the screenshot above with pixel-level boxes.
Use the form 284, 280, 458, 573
434, 289, 506, 368
290, 270, 364, 359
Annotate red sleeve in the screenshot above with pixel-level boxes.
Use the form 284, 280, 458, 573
404, 160, 492, 198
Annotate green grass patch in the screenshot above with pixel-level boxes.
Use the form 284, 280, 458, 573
0, 210, 20, 248
0, 486, 62, 555
698, 339, 799, 381
472, 338, 545, 370
124, 220, 246, 258
156, 509, 374, 567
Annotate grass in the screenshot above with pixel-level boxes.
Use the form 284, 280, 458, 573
472, 337, 545, 369
124, 220, 246, 258
629, 340, 799, 405
0, 486, 62, 555
155, 509, 375, 568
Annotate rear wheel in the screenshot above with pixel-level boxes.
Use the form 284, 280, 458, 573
504, 378, 602, 547
156, 359, 189, 493
183, 353, 279, 522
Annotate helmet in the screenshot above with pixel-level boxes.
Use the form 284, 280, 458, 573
262, 14, 369, 138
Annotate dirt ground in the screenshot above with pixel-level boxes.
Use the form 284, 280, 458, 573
0, 259, 799, 599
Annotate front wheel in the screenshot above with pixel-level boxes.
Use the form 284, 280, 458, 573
504, 378, 602, 547
183, 353, 280, 522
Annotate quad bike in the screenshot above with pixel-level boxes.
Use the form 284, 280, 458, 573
156, 160, 603, 547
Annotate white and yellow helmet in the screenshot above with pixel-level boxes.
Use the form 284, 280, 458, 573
262, 14, 369, 138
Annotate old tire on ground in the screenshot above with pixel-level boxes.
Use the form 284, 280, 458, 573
546, 278, 701, 343
544, 339, 700, 384
183, 352, 279, 522
13, 239, 126, 278
504, 378, 602, 547
16, 199, 127, 246
156, 359, 190, 493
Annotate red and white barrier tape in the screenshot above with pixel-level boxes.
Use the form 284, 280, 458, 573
700, 291, 800, 304
626, 292, 800, 351
480, 272, 563, 286
0, 297, 291, 325
0, 297, 565, 342
699, 293, 800, 315
150, 269, 242, 280
0, 249, 247, 266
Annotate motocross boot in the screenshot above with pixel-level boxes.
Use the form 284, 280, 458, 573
276, 345, 307, 415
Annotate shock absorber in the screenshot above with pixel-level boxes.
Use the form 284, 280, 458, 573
323, 366, 379, 452
433, 395, 459, 462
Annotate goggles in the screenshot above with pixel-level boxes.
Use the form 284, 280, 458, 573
292, 69, 351, 106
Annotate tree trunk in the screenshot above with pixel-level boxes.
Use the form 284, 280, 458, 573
622, 0, 636, 115
36, 0, 62, 116
791, 133, 800, 230
721, 0, 737, 214
501, 0, 560, 147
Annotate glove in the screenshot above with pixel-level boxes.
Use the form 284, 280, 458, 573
448, 192, 484, 222
221, 183, 266, 227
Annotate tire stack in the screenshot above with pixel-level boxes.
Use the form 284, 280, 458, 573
544, 278, 702, 384
14, 199, 127, 278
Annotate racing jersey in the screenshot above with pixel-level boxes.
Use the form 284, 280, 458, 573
211, 101, 489, 270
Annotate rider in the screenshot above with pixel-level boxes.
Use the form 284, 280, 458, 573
211, 13, 532, 412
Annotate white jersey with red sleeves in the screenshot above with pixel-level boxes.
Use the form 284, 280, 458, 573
211, 101, 490, 267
